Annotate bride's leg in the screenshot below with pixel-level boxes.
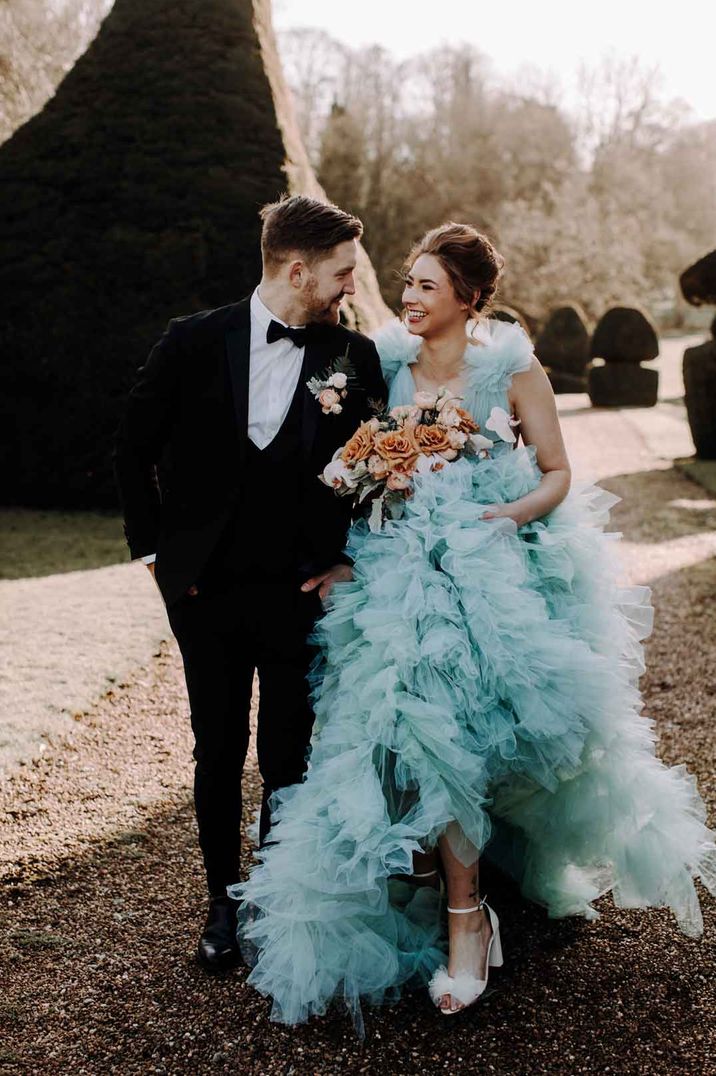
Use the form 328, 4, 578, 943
437, 829, 493, 1013
411, 847, 440, 886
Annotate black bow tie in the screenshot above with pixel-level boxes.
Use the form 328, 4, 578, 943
266, 319, 308, 349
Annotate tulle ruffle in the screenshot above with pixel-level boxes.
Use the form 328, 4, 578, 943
231, 450, 716, 1027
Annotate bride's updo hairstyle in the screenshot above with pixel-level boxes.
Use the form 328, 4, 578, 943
404, 222, 505, 320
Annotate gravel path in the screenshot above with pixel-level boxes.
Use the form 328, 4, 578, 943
0, 564, 169, 776
2, 392, 715, 1075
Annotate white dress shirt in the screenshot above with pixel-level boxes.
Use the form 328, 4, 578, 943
247, 286, 305, 450
141, 288, 305, 564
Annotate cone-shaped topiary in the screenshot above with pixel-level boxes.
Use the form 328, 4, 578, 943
535, 303, 589, 394
683, 315, 716, 459
680, 250, 716, 307
0, 0, 389, 508
587, 306, 659, 407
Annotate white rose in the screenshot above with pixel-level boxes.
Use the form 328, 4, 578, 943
438, 407, 462, 428
470, 433, 494, 451
413, 390, 439, 410
322, 458, 352, 489
415, 453, 433, 475
329, 372, 348, 389
448, 429, 468, 449
368, 453, 391, 478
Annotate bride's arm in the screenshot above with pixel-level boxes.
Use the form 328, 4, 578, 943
481, 360, 571, 526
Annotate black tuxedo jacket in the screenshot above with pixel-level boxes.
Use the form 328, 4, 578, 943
113, 297, 387, 606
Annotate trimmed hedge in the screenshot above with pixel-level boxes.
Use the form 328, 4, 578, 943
0, 0, 288, 507
535, 303, 590, 394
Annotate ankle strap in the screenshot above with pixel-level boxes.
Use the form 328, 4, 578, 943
447, 894, 487, 914
412, 870, 438, 878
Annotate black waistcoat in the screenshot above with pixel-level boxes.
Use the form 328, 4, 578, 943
200, 373, 307, 586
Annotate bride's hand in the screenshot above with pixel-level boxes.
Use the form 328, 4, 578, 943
481, 503, 528, 527
301, 563, 353, 602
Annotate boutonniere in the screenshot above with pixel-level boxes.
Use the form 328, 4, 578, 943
306, 346, 357, 415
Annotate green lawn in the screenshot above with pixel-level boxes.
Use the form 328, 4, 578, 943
0, 508, 129, 579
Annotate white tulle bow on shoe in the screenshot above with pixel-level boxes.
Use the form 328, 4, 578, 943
428, 896, 503, 1015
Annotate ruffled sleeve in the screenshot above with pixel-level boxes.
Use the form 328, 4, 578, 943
370, 318, 421, 386
464, 319, 535, 396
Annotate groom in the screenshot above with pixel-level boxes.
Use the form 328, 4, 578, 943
114, 195, 386, 971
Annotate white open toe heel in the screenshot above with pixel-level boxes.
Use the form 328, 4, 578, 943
428, 895, 503, 1015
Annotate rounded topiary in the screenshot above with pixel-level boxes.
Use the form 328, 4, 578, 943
535, 303, 589, 393
590, 306, 659, 364
587, 305, 659, 408
683, 315, 716, 458
680, 250, 716, 307
587, 365, 659, 408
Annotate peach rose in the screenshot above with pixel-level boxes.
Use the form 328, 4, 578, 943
374, 429, 419, 468
341, 422, 375, 465
414, 423, 452, 455
319, 387, 341, 412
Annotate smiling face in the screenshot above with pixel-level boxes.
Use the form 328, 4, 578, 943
301, 239, 358, 325
402, 253, 469, 337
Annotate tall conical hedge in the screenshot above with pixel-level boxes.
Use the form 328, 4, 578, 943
0, 0, 388, 507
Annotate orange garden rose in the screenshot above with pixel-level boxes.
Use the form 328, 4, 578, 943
413, 423, 452, 455
391, 457, 418, 475
455, 407, 480, 434
374, 429, 420, 468
319, 388, 490, 534
341, 422, 375, 465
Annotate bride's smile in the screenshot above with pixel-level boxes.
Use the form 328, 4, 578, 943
402, 251, 473, 339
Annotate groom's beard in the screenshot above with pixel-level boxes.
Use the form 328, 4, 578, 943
303, 280, 345, 325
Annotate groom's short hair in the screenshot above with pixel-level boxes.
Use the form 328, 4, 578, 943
260, 195, 363, 273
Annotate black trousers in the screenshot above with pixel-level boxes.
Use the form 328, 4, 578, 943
167, 579, 321, 897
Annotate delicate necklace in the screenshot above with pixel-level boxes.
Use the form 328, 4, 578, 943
417, 342, 468, 384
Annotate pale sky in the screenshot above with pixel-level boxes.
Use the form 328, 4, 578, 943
273, 0, 716, 122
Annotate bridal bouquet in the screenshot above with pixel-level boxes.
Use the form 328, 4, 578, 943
320, 388, 500, 532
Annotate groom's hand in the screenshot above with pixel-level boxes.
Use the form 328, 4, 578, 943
301, 564, 353, 602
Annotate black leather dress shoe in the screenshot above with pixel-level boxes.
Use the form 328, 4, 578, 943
197, 896, 242, 972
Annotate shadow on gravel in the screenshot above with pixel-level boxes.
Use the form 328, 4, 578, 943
599, 466, 716, 545
1, 520, 714, 1073
2, 784, 712, 1076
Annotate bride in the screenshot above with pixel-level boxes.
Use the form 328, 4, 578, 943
231, 222, 715, 1026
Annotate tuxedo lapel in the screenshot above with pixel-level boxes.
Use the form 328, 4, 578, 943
225, 301, 251, 467
301, 329, 327, 464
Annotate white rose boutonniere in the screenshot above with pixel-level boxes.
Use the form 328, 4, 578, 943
307, 346, 357, 415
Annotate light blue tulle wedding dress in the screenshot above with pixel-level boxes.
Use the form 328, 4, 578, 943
231, 318, 716, 1029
